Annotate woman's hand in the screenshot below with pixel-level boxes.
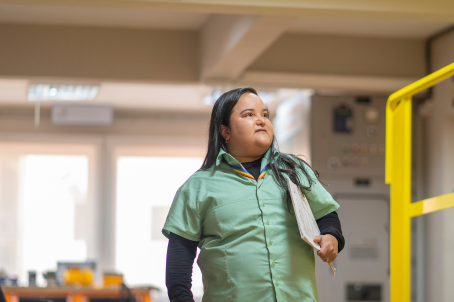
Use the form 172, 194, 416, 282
313, 234, 338, 263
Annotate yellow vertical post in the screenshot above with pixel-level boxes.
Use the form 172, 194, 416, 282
385, 99, 393, 184
389, 97, 412, 302
387, 62, 454, 302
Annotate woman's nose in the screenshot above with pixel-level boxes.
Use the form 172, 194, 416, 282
256, 115, 265, 124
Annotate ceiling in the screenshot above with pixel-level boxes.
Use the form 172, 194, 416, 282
0, 79, 217, 112
0, 3, 451, 39
0, 3, 210, 30
288, 16, 451, 39
0, 79, 300, 112
0, 2, 452, 111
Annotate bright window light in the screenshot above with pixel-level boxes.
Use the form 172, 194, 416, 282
115, 156, 204, 299
28, 84, 99, 101
19, 155, 89, 286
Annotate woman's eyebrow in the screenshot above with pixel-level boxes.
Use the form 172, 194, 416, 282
240, 108, 268, 114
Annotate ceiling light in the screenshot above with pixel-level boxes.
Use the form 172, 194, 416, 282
28, 84, 99, 101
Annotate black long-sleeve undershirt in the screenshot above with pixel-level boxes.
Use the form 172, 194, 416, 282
166, 157, 344, 302
317, 211, 344, 252
166, 232, 199, 302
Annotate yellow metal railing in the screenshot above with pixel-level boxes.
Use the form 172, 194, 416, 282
386, 61, 454, 302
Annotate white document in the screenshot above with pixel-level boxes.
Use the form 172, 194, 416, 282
287, 177, 336, 276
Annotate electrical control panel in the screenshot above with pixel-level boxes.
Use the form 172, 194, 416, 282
310, 95, 390, 302
311, 95, 386, 179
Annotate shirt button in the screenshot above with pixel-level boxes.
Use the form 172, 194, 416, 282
269, 241, 273, 245
275, 282, 279, 287
266, 220, 270, 225
262, 203, 266, 207
271, 261, 276, 267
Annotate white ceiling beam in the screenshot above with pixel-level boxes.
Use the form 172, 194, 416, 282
239, 71, 419, 93
199, 15, 297, 81
1, 0, 454, 22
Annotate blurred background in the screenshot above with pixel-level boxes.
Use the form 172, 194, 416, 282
0, 1, 453, 301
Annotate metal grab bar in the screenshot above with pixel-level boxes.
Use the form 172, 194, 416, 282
387, 61, 454, 110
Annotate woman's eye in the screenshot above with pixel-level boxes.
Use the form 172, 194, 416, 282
244, 112, 268, 117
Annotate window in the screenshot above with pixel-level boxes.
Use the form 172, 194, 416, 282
0, 143, 97, 286
115, 153, 204, 300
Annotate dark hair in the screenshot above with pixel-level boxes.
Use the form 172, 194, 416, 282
200, 87, 318, 208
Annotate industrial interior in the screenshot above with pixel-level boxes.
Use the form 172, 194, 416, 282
0, 1, 454, 302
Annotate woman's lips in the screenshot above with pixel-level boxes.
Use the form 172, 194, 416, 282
256, 129, 266, 133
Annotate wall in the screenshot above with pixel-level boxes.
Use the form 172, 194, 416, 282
0, 105, 210, 138
425, 29, 454, 302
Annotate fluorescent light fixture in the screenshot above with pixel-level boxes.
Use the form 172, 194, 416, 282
51, 104, 113, 125
28, 84, 99, 101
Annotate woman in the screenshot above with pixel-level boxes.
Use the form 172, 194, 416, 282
163, 87, 344, 302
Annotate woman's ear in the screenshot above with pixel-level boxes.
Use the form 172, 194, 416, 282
219, 125, 230, 141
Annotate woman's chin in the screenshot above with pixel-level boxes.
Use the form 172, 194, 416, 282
254, 139, 272, 150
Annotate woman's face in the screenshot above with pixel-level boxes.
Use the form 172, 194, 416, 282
221, 92, 274, 158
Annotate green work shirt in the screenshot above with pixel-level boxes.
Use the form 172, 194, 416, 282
162, 146, 339, 302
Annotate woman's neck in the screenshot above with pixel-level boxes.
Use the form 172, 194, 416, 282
228, 154, 262, 164
225, 144, 269, 164
239, 155, 263, 164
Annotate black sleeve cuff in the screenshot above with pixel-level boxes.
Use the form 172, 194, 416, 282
316, 211, 345, 253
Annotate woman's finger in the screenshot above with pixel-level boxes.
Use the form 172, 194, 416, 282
317, 249, 327, 260
321, 246, 335, 262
